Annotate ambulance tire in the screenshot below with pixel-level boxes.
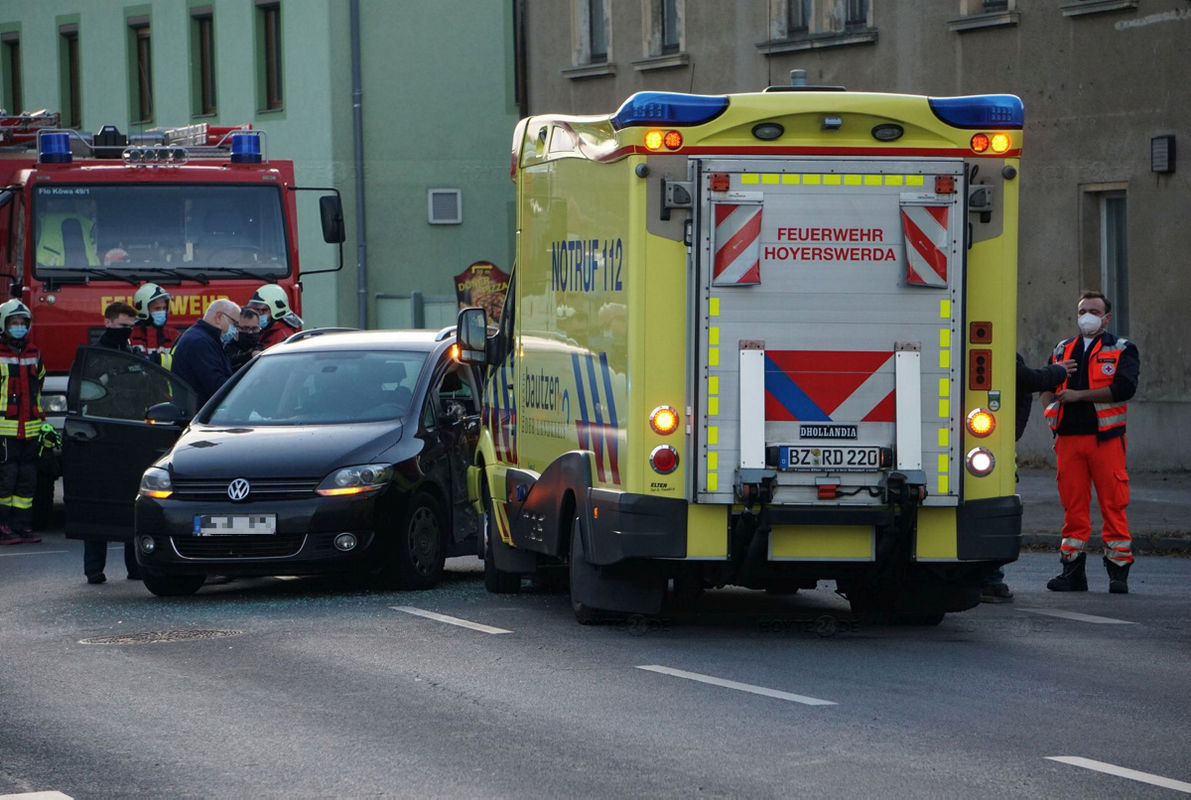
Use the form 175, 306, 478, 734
569, 518, 606, 625
483, 496, 522, 595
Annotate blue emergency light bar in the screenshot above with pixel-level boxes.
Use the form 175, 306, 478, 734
928, 95, 1024, 130
611, 92, 729, 129
38, 131, 73, 164
230, 131, 263, 163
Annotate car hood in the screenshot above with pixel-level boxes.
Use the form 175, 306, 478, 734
167, 421, 406, 479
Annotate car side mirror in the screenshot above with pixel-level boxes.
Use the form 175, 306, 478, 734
144, 402, 189, 426
456, 307, 488, 365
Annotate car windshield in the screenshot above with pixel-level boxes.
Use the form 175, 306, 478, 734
206, 350, 429, 425
32, 183, 289, 277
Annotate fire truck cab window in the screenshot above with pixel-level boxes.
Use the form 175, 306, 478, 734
32, 184, 289, 277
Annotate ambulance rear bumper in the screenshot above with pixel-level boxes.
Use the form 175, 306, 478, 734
956, 495, 1023, 561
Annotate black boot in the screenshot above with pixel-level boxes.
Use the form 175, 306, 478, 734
1104, 557, 1131, 594
1047, 552, 1088, 592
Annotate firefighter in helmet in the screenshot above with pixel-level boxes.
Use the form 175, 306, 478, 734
246, 284, 303, 348
129, 282, 182, 368
0, 299, 46, 545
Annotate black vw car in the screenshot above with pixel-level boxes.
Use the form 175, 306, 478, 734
63, 328, 480, 596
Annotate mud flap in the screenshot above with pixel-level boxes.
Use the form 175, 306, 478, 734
570, 519, 665, 617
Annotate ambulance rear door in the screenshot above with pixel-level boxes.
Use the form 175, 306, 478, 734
693, 158, 965, 508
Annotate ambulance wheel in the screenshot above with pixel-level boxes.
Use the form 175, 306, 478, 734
142, 570, 205, 597
483, 496, 521, 595
32, 473, 55, 531
569, 517, 605, 625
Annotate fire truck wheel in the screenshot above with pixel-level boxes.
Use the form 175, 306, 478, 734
483, 495, 522, 594
569, 518, 606, 625
141, 570, 205, 597
32, 473, 55, 531
396, 493, 446, 590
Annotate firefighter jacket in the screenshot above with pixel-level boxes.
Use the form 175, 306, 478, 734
0, 338, 45, 439
259, 318, 301, 349
1044, 332, 1138, 440
129, 321, 181, 369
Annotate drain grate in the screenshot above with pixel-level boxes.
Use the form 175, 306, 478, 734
79, 629, 243, 645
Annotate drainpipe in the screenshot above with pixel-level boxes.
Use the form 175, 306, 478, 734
351, 0, 368, 328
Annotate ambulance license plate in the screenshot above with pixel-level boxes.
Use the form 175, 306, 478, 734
194, 514, 277, 536
779, 446, 882, 472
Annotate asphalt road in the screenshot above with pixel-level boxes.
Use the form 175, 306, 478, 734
2, 534, 1189, 799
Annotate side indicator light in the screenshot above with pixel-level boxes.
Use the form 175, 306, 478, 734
990, 133, 1012, 153
650, 405, 679, 435
644, 130, 665, 151
967, 408, 996, 438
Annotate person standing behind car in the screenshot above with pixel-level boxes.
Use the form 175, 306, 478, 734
81, 301, 141, 583
129, 282, 182, 368
981, 352, 1075, 603
225, 307, 264, 371
171, 299, 241, 408
0, 300, 45, 546
246, 284, 302, 349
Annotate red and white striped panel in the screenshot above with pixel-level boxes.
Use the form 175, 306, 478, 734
712, 203, 762, 286
901, 205, 949, 288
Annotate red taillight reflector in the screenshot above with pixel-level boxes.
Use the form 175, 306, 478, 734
663, 130, 683, 150
971, 133, 990, 153
650, 445, 678, 475
710, 173, 730, 192
935, 175, 956, 194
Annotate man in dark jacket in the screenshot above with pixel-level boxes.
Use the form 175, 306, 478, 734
980, 351, 1075, 603
82, 301, 143, 583
171, 299, 241, 408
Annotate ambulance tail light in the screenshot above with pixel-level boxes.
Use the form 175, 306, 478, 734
611, 92, 729, 129
650, 405, 679, 435
966, 447, 996, 477
928, 95, 1024, 129
966, 408, 996, 438
650, 445, 679, 475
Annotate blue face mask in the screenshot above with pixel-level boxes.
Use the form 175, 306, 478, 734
7, 324, 28, 340
151, 310, 168, 326
259, 314, 271, 329
220, 324, 237, 345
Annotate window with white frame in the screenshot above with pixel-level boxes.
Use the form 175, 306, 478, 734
766, 0, 875, 44
572, 0, 612, 67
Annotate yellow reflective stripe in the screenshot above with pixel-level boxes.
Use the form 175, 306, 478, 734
0, 421, 19, 434
9, 496, 32, 510
0, 496, 10, 504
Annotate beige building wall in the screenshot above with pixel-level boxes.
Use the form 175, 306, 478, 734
519, 0, 1190, 470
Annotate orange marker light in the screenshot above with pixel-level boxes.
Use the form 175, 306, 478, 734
990, 133, 1011, 154
966, 408, 996, 438
650, 405, 679, 435
449, 343, 460, 361
971, 133, 990, 153
644, 130, 665, 151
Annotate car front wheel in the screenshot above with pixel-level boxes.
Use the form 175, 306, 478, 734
395, 492, 446, 590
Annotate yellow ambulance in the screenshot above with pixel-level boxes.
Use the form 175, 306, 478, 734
458, 83, 1023, 624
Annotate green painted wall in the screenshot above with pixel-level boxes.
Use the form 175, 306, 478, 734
0, 0, 517, 329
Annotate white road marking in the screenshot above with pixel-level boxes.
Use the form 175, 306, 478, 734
637, 665, 837, 706
391, 606, 512, 635
0, 550, 69, 558
1019, 608, 1136, 625
1047, 756, 1191, 793
0, 792, 74, 799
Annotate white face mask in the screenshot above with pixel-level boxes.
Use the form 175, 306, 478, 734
1078, 312, 1102, 336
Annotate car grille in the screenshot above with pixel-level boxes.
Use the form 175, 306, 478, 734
172, 534, 306, 559
170, 478, 320, 501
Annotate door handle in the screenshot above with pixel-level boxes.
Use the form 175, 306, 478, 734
68, 429, 96, 443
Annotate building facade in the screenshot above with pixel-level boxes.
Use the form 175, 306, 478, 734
516, 0, 1190, 469
0, 0, 520, 330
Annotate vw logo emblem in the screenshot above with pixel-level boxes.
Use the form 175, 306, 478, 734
227, 478, 251, 501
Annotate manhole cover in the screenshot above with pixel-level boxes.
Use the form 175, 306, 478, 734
79, 629, 243, 645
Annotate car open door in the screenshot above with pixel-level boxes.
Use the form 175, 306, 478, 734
63, 346, 197, 541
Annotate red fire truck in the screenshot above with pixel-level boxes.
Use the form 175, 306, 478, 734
0, 121, 345, 526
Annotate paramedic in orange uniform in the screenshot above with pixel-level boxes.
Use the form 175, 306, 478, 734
1040, 291, 1140, 594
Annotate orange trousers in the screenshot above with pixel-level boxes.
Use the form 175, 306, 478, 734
1055, 434, 1131, 565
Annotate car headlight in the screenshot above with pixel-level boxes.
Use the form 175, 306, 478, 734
139, 466, 173, 499
44, 394, 68, 414
316, 464, 393, 497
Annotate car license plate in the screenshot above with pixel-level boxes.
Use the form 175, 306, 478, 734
779, 446, 882, 472
194, 514, 277, 536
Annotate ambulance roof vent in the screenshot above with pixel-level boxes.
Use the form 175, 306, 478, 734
762, 69, 846, 92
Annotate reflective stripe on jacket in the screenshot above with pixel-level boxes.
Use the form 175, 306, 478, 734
1044, 335, 1130, 436
0, 344, 46, 439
